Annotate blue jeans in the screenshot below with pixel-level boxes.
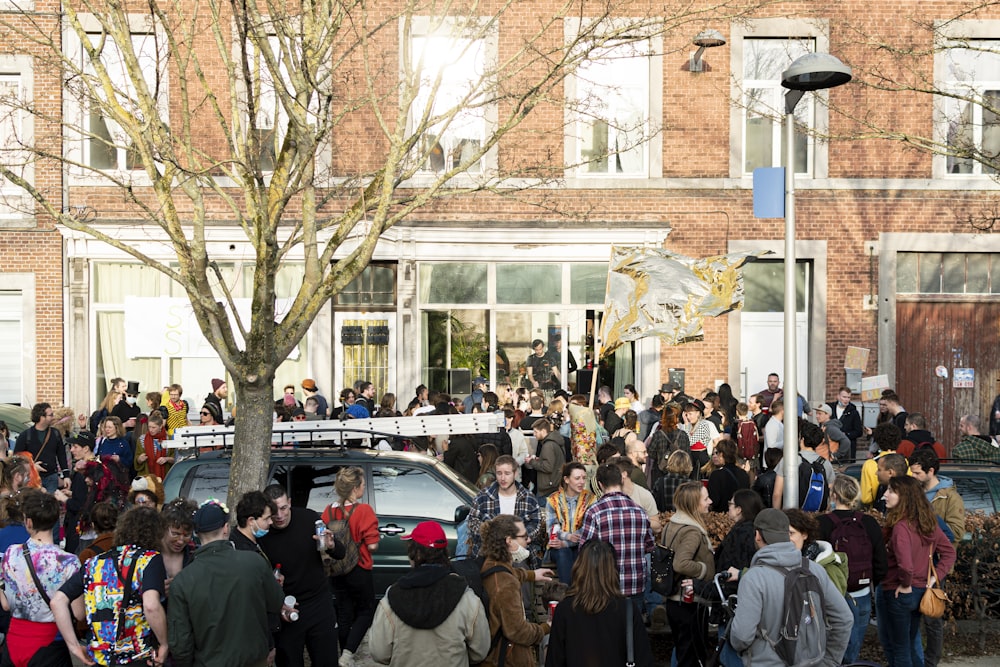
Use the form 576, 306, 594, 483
879, 587, 925, 667
642, 553, 664, 618
550, 544, 577, 585
843, 591, 872, 664
718, 626, 742, 667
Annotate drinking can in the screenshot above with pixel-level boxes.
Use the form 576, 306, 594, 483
682, 582, 695, 603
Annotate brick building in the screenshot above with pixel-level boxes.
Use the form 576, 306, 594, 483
1, 1, 999, 445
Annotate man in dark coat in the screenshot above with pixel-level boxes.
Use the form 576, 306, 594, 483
169, 500, 283, 667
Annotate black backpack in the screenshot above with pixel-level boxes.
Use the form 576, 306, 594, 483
450, 556, 510, 666
797, 454, 828, 512
763, 557, 828, 666
828, 512, 874, 593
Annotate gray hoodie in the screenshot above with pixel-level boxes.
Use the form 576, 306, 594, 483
729, 541, 852, 666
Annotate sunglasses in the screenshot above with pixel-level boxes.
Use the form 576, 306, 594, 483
200, 411, 211, 416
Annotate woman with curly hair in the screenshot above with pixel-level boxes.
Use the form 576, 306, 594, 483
545, 539, 653, 667
321, 466, 380, 666
160, 498, 197, 591
876, 476, 956, 667
49, 506, 168, 667
479, 514, 553, 667
545, 462, 595, 584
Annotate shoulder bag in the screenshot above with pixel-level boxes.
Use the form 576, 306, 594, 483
650, 526, 684, 596
919, 550, 948, 618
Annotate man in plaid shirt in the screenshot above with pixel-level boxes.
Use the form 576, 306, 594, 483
465, 455, 541, 556
579, 463, 655, 599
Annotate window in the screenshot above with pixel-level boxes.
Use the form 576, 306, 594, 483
407, 20, 494, 174
940, 40, 1000, 175
81, 29, 165, 171
742, 38, 815, 174
371, 465, 465, 523
245, 33, 321, 172
896, 252, 1000, 294
573, 39, 651, 175
333, 263, 396, 307
0, 65, 32, 220
0, 291, 23, 402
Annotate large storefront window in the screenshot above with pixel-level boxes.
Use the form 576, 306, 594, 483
93, 262, 309, 404
418, 262, 606, 394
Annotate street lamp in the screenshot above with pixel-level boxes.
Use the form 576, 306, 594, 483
780, 53, 851, 508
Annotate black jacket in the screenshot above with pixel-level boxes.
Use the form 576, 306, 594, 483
387, 565, 468, 629
827, 401, 863, 444
707, 463, 750, 512
545, 595, 653, 667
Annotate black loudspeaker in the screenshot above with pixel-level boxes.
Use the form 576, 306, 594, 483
576, 370, 595, 395
449, 369, 472, 395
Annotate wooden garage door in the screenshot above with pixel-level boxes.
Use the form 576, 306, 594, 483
896, 301, 1000, 452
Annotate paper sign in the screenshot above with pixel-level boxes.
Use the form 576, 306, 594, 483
954, 368, 975, 388
844, 347, 869, 372
860, 374, 890, 402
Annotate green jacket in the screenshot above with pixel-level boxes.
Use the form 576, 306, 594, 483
167, 538, 284, 667
812, 540, 849, 596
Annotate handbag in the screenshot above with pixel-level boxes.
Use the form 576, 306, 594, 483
919, 550, 948, 619
650, 527, 682, 596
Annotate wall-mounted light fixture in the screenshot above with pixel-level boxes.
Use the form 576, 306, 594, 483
690, 29, 726, 72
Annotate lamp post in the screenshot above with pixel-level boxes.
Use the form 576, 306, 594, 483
780, 53, 851, 508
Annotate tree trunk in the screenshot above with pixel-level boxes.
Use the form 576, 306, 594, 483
228, 373, 277, 507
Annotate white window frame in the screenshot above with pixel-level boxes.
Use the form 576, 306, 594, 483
0, 274, 36, 406
0, 55, 34, 226
730, 19, 831, 180
564, 18, 662, 181
401, 16, 499, 180
64, 14, 167, 184
234, 23, 330, 180
934, 20, 1000, 179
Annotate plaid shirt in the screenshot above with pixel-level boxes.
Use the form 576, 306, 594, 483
579, 491, 654, 596
466, 481, 540, 556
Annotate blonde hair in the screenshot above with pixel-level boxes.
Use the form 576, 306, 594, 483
831, 474, 861, 509
335, 466, 365, 503
665, 450, 692, 476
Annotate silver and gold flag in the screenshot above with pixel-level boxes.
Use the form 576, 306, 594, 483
601, 246, 769, 356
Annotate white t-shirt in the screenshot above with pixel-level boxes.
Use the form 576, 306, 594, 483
499, 492, 517, 516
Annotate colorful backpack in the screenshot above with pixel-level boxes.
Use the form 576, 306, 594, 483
83, 546, 160, 665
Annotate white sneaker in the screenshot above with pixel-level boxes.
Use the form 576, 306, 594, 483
339, 649, 355, 667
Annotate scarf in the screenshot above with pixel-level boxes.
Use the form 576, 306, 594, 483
549, 488, 593, 533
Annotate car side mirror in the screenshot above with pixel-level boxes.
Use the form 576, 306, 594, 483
455, 505, 471, 523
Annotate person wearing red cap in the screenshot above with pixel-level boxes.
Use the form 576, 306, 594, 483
369, 522, 490, 667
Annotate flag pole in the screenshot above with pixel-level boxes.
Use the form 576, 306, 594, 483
589, 246, 616, 411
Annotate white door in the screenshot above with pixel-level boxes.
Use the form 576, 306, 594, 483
0, 292, 22, 403
740, 312, 808, 401
334, 313, 396, 400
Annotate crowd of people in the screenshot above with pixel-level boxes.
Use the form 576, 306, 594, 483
0, 370, 985, 667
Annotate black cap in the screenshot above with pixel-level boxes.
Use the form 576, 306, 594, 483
69, 431, 95, 450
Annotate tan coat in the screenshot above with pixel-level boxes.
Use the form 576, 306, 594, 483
660, 513, 715, 601
480, 558, 549, 667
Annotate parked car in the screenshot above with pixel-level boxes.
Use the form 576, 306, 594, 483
163, 447, 478, 595
0, 403, 33, 441
840, 461, 1000, 514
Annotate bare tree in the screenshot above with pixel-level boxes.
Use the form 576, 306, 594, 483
828, 1, 1000, 226
0, 0, 769, 502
